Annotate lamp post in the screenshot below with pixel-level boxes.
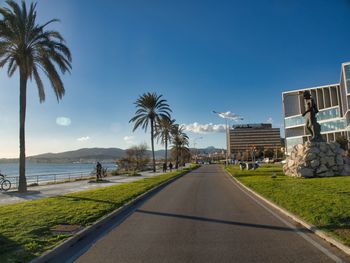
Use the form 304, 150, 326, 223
193, 136, 203, 163
213, 111, 243, 166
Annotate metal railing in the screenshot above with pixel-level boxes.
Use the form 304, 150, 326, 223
5, 170, 97, 189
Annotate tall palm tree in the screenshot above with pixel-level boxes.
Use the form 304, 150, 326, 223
0, 1, 72, 192
171, 124, 189, 168
155, 116, 176, 166
129, 92, 172, 172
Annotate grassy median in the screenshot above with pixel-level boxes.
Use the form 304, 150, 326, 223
0, 165, 199, 263
226, 164, 350, 246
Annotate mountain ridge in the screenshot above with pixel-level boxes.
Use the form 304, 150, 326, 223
0, 146, 224, 163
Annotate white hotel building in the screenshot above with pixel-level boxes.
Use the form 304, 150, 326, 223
283, 62, 350, 154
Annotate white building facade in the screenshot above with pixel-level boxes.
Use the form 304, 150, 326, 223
283, 62, 350, 154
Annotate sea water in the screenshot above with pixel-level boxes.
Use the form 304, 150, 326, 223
0, 162, 117, 186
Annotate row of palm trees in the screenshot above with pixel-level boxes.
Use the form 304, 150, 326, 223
0, 1, 189, 194
129, 92, 189, 172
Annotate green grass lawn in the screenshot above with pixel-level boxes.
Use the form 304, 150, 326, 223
0, 165, 199, 263
226, 164, 350, 246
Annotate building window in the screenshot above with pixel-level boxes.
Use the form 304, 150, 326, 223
317, 107, 340, 121
285, 107, 340, 128
285, 115, 305, 128
320, 119, 346, 132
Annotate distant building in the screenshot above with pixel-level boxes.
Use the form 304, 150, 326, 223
228, 123, 281, 159
282, 62, 350, 154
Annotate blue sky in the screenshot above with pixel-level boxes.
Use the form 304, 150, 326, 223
1, 0, 350, 157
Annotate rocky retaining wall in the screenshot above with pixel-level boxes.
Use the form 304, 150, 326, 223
283, 142, 350, 177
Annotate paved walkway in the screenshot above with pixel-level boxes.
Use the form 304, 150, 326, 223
0, 170, 166, 205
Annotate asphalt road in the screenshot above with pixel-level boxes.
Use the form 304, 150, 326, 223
72, 165, 349, 263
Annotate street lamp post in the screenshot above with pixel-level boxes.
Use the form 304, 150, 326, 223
193, 136, 203, 163
213, 111, 243, 166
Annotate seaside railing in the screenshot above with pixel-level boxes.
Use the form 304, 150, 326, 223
5, 170, 99, 189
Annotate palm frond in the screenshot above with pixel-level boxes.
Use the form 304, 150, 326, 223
0, 0, 72, 102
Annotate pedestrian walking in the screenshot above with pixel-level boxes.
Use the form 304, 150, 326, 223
96, 162, 102, 180
169, 162, 173, 172
163, 163, 167, 173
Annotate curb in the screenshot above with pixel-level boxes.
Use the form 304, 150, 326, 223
31, 167, 198, 263
224, 168, 350, 257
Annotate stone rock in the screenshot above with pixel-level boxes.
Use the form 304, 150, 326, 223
308, 147, 320, 154
305, 153, 317, 162
316, 164, 328, 174
320, 143, 328, 153
320, 157, 328, 165
288, 159, 295, 167
318, 170, 334, 177
326, 150, 334, 157
337, 148, 345, 156
319, 152, 326, 158
310, 159, 320, 168
283, 142, 346, 178
344, 156, 350, 165
340, 164, 350, 176
325, 157, 335, 167
298, 167, 314, 177
329, 142, 337, 151
336, 155, 344, 165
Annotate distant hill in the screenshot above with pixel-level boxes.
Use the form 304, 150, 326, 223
0, 146, 224, 164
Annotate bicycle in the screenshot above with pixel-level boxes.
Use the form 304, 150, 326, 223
0, 172, 11, 191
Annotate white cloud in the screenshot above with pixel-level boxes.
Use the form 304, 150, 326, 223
77, 136, 90, 142
123, 136, 135, 144
56, 117, 71, 126
181, 122, 226, 134
267, 117, 273, 124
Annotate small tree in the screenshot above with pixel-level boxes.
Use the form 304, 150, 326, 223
264, 148, 274, 159
117, 143, 149, 175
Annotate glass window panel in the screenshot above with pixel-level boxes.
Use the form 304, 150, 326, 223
320, 119, 346, 132
285, 107, 340, 128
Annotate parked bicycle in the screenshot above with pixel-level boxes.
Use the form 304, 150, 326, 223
0, 171, 11, 191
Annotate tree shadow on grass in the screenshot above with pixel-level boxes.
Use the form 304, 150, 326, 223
0, 190, 44, 201
0, 233, 35, 263
56, 195, 118, 206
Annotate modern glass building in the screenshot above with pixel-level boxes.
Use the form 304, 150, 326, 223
283, 62, 350, 154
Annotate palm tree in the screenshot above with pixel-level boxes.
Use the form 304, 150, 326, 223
171, 124, 189, 168
155, 116, 176, 167
0, 1, 72, 192
129, 92, 172, 172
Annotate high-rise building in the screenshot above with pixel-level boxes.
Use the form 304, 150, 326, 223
228, 123, 281, 158
282, 62, 350, 154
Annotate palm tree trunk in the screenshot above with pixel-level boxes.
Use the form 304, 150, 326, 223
176, 145, 179, 169
151, 119, 156, 172
164, 135, 168, 166
18, 70, 27, 193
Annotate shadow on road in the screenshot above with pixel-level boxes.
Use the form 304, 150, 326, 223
136, 209, 310, 233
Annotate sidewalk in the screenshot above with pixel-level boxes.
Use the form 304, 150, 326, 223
0, 170, 166, 205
